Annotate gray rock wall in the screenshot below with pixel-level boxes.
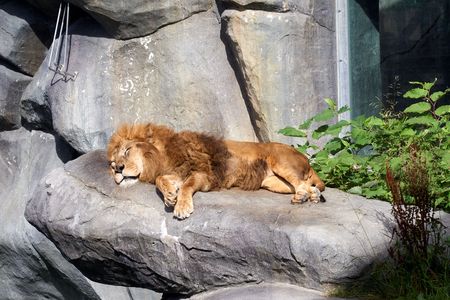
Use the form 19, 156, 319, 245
19, 0, 336, 153
0, 130, 159, 300
0, 128, 91, 299
0, 0, 337, 298
0, 65, 31, 130
22, 13, 257, 153
223, 4, 335, 142
0, 1, 52, 76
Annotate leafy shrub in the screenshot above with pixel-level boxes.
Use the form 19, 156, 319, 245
332, 146, 449, 300
279, 80, 450, 211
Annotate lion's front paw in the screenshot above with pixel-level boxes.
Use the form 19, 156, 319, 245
173, 198, 194, 220
163, 189, 179, 207
156, 175, 182, 207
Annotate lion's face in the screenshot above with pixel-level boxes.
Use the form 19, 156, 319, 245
107, 141, 146, 187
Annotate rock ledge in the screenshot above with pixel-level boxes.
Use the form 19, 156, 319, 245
26, 150, 395, 295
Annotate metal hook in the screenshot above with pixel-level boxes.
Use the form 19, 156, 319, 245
48, 2, 77, 82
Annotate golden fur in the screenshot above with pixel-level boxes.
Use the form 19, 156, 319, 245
107, 123, 325, 219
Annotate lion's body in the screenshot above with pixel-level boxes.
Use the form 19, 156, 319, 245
107, 123, 325, 219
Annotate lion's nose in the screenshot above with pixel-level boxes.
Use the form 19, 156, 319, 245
115, 164, 125, 172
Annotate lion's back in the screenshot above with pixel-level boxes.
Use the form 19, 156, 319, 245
163, 130, 230, 187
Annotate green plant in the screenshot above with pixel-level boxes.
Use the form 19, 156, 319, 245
386, 147, 449, 291
279, 80, 450, 210
331, 146, 450, 300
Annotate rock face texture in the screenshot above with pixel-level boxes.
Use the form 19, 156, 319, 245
19, 0, 337, 153
0, 128, 91, 299
223, 5, 335, 142
0, 130, 159, 300
0, 1, 52, 76
66, 0, 213, 39
0, 65, 31, 130
22, 14, 256, 153
26, 150, 396, 296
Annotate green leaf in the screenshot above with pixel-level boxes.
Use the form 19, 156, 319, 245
312, 125, 328, 139
434, 197, 443, 207
298, 118, 313, 130
388, 157, 403, 171
328, 119, 350, 130
364, 116, 384, 127
278, 127, 306, 137
314, 150, 329, 163
408, 80, 436, 90
341, 139, 350, 147
400, 128, 416, 136
347, 186, 362, 195
322, 120, 350, 137
324, 98, 337, 111
362, 180, 379, 188
363, 187, 388, 199
313, 109, 335, 122
323, 139, 344, 154
337, 105, 351, 114
404, 101, 431, 114
352, 127, 371, 146
442, 151, 450, 169
295, 145, 309, 154
337, 151, 355, 166
430, 91, 445, 102
404, 115, 438, 126
325, 127, 343, 138
403, 88, 428, 99
422, 80, 436, 91
435, 105, 450, 116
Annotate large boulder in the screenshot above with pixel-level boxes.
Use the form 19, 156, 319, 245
0, 128, 159, 299
221, 0, 297, 11
0, 0, 52, 75
0, 128, 88, 299
22, 13, 256, 153
224, 0, 334, 31
221, 0, 333, 27
26, 149, 397, 296
0, 65, 31, 130
26, 0, 213, 39
223, 5, 336, 142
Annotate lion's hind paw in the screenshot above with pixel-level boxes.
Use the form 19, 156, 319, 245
292, 184, 322, 204
173, 200, 194, 220
291, 188, 309, 204
309, 186, 321, 203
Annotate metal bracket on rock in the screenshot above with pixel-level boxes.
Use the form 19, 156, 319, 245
48, 2, 78, 82
49, 63, 78, 82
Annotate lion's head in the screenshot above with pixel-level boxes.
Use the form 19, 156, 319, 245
107, 124, 162, 186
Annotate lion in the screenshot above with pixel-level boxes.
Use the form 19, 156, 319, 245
107, 123, 325, 219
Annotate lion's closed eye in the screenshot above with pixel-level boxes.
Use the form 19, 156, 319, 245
124, 147, 131, 157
